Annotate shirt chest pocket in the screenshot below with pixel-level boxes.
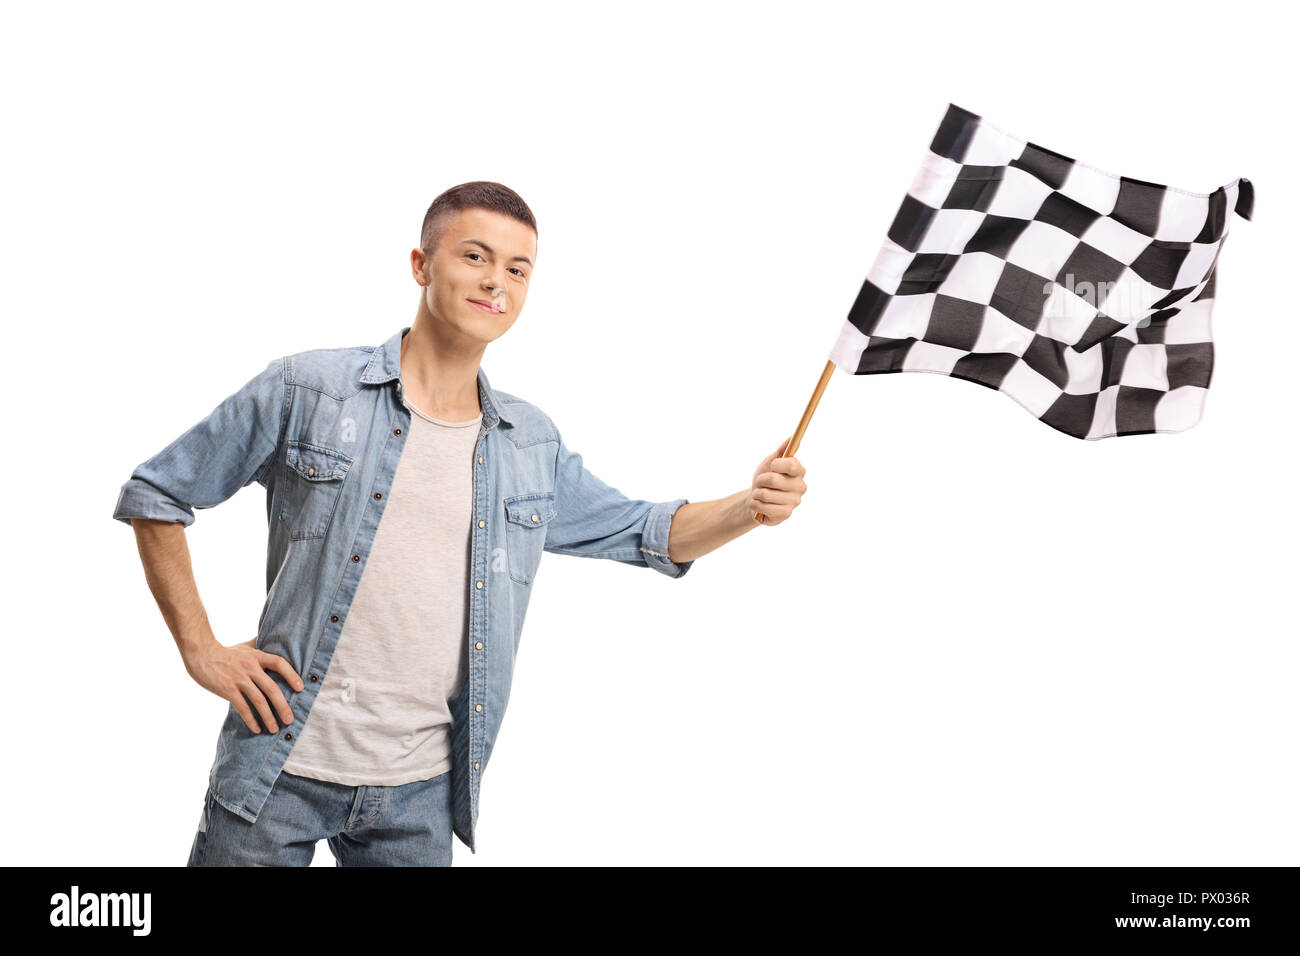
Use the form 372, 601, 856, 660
503, 491, 556, 585
279, 440, 354, 541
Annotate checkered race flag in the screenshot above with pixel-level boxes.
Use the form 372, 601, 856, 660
827, 103, 1254, 440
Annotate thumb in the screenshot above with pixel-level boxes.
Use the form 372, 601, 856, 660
760, 436, 791, 471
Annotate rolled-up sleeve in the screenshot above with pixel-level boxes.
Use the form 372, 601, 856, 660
640, 498, 692, 578
112, 356, 289, 528
542, 423, 693, 579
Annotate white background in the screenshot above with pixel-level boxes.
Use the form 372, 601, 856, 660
4, 0, 1295, 866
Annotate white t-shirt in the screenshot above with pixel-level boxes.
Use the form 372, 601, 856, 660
282, 397, 480, 785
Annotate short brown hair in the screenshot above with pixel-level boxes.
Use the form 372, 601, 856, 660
420, 181, 537, 258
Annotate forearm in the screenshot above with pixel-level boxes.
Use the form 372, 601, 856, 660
129, 519, 218, 661
666, 489, 756, 564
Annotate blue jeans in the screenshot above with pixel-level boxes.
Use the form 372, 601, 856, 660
187, 769, 454, 867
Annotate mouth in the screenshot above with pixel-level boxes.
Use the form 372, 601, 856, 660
468, 299, 506, 314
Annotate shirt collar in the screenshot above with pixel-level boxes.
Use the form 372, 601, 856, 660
360, 325, 512, 427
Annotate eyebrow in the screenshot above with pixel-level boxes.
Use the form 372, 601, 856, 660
459, 239, 533, 267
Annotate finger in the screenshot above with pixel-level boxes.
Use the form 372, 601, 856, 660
250, 668, 295, 727
753, 505, 788, 525
770, 457, 805, 476
260, 652, 305, 693
240, 679, 280, 734
230, 697, 262, 735
756, 473, 805, 493
756, 498, 794, 519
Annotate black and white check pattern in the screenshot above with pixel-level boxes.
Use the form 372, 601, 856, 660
828, 103, 1254, 439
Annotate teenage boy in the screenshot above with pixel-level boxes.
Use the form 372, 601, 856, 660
113, 181, 807, 866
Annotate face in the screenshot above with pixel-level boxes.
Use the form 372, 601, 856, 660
410, 207, 537, 347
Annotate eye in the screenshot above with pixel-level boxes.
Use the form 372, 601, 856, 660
509, 267, 527, 278
466, 252, 484, 262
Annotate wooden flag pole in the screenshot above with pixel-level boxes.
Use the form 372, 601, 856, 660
755, 359, 835, 524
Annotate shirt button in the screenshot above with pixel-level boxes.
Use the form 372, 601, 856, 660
474, 762, 480, 771
475, 641, 483, 650
352, 554, 361, 562
475, 704, 483, 713
531, 514, 539, 523
307, 467, 315, 477
285, 732, 293, 740
331, 614, 339, 622
478, 519, 485, 528
373, 492, 382, 500
310, 674, 318, 682
477, 455, 483, 463
476, 580, 483, 589
394, 427, 402, 436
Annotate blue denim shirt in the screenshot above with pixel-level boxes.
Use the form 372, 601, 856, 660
112, 325, 693, 853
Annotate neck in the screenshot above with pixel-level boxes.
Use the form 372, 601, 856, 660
400, 314, 485, 420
